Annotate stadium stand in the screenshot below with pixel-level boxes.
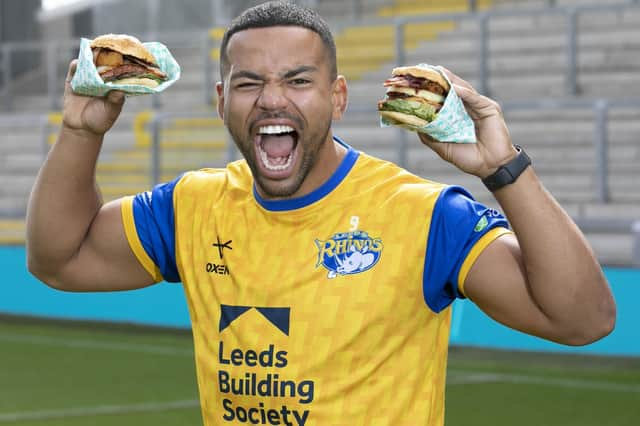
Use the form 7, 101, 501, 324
1, 0, 640, 266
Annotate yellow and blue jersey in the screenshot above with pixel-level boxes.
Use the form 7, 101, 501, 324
121, 138, 510, 425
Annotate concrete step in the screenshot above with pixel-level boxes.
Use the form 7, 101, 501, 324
345, 71, 640, 103
579, 202, 640, 219
0, 176, 36, 197
9, 87, 214, 114
0, 155, 44, 174
587, 233, 634, 266
0, 135, 44, 154
0, 219, 26, 244
316, 0, 388, 20
0, 196, 29, 216
405, 48, 640, 77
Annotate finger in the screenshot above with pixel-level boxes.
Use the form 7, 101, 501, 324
453, 83, 498, 118
107, 90, 125, 105
418, 133, 452, 162
439, 66, 475, 92
417, 132, 451, 162
65, 59, 78, 84
417, 131, 438, 147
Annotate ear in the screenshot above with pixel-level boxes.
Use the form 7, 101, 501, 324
216, 81, 224, 120
331, 75, 348, 121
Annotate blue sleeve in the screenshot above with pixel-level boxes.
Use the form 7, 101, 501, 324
131, 175, 182, 283
422, 186, 509, 313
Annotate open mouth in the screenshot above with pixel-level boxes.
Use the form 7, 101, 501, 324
255, 124, 299, 172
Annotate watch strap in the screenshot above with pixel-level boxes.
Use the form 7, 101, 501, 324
481, 145, 532, 192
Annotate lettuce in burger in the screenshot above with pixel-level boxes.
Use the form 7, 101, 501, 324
378, 65, 450, 127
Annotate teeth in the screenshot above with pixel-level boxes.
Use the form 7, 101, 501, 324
259, 145, 293, 171
258, 125, 295, 135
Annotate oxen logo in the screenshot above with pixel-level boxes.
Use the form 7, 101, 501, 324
315, 231, 383, 279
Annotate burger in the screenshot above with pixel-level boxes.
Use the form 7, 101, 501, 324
90, 34, 168, 88
377, 65, 450, 127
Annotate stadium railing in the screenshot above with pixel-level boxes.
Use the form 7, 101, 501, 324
1, 99, 640, 263
29, 98, 638, 202
330, 0, 640, 98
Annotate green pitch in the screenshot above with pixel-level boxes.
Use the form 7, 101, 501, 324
0, 317, 638, 425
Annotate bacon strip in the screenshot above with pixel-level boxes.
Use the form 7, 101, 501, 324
125, 56, 167, 78
99, 62, 167, 81
93, 47, 167, 82
100, 64, 148, 81
383, 75, 447, 96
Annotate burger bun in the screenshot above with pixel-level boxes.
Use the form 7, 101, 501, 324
90, 33, 157, 66
379, 110, 428, 127
107, 77, 160, 88
391, 65, 450, 92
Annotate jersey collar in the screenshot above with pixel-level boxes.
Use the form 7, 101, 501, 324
253, 136, 359, 212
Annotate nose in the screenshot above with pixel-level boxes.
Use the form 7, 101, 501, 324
256, 83, 288, 110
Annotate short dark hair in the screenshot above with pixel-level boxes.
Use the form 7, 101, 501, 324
219, 1, 337, 81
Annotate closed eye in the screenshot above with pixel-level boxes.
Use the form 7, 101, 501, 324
290, 78, 311, 86
235, 81, 260, 89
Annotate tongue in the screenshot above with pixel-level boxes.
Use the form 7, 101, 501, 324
261, 134, 295, 158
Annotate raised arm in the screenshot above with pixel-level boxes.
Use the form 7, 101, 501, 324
419, 69, 616, 346
26, 60, 155, 292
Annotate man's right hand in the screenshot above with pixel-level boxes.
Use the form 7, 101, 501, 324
26, 59, 155, 293
62, 59, 125, 136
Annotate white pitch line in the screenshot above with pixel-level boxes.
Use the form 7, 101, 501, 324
1, 372, 637, 422
448, 370, 640, 393
0, 399, 199, 422
0, 332, 193, 357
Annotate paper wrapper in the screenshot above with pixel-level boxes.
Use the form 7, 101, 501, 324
380, 64, 476, 143
70, 38, 181, 97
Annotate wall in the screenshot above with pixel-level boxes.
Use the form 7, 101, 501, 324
449, 267, 638, 356
0, 246, 190, 328
1, 246, 637, 356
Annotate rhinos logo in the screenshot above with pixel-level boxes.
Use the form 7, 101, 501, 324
315, 230, 383, 279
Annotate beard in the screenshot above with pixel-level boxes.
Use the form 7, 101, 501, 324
227, 110, 333, 199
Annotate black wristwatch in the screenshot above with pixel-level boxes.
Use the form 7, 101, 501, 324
481, 145, 532, 192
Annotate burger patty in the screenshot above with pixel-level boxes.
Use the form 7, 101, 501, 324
378, 94, 442, 111
383, 75, 447, 96
100, 63, 167, 81
93, 46, 167, 82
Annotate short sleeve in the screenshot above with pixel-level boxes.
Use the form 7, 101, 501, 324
121, 175, 183, 283
422, 186, 511, 313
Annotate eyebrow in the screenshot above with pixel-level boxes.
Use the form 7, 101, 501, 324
229, 65, 318, 82
229, 70, 263, 82
282, 65, 317, 79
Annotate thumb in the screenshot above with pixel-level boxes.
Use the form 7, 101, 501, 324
453, 84, 499, 120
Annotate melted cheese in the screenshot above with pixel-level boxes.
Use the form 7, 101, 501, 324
386, 86, 444, 103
